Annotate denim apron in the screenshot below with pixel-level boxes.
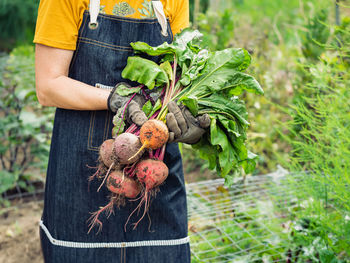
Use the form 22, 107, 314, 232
39, 1, 190, 262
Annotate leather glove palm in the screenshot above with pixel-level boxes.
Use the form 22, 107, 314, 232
166, 101, 210, 144
107, 83, 147, 126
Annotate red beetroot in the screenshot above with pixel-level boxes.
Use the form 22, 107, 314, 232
88, 170, 141, 234
99, 139, 115, 167
135, 159, 169, 189
88, 139, 117, 185
114, 133, 145, 164
125, 159, 169, 231
107, 170, 141, 198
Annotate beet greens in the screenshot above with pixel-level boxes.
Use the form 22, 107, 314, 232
121, 29, 263, 186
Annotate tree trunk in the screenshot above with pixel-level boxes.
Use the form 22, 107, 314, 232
209, 0, 219, 12
193, 0, 200, 27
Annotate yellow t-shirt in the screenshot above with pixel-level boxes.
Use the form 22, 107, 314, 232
34, 0, 189, 50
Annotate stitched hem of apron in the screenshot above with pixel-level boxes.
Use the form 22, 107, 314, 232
40, 221, 190, 248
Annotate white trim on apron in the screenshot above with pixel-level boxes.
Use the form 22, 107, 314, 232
89, 0, 168, 36
40, 221, 190, 248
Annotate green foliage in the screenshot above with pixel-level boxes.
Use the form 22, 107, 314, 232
196, 9, 235, 51
287, 217, 348, 262
301, 9, 330, 60
122, 57, 169, 89
189, 0, 209, 22
0, 0, 40, 51
125, 29, 263, 184
0, 45, 54, 197
278, 17, 350, 260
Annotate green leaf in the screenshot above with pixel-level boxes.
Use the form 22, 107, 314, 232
192, 136, 217, 170
240, 151, 258, 174
0, 170, 18, 194
218, 142, 237, 176
112, 107, 126, 137
209, 119, 237, 177
159, 61, 173, 81
121, 57, 168, 89
180, 49, 209, 86
179, 96, 198, 116
183, 48, 252, 98
142, 100, 153, 116
115, 84, 141, 96
148, 99, 162, 117
198, 94, 249, 126
217, 115, 241, 137
131, 28, 202, 57
130, 41, 174, 57
224, 172, 236, 187
131, 28, 203, 71
226, 72, 264, 95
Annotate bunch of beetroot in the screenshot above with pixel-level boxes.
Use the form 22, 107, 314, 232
88, 117, 170, 233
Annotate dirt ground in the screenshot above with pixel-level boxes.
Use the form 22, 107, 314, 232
0, 201, 44, 263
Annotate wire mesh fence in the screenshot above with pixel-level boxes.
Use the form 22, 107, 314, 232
1, 179, 44, 203
186, 169, 299, 262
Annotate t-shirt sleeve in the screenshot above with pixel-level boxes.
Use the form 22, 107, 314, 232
34, 0, 82, 50
169, 0, 189, 35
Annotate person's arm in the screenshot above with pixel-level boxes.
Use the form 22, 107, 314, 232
35, 43, 110, 110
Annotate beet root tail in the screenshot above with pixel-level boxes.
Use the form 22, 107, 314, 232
97, 162, 114, 192
124, 190, 152, 232
127, 143, 147, 162
87, 199, 115, 234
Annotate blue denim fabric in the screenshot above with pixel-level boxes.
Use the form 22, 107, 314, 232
40, 11, 191, 263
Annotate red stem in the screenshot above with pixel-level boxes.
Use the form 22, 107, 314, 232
158, 144, 166, 161
124, 162, 138, 178
141, 86, 154, 105
149, 110, 160, 120
126, 123, 138, 133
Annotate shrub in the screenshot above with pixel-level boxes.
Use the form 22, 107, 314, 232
0, 45, 54, 198
279, 15, 350, 261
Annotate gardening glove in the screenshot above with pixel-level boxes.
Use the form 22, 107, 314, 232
100, 82, 148, 126
166, 101, 211, 144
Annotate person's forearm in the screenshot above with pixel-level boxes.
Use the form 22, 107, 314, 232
37, 75, 110, 110
35, 44, 110, 111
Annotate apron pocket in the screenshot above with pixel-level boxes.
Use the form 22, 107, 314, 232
87, 110, 113, 151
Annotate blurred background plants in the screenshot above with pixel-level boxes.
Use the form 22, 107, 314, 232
277, 21, 350, 260
0, 0, 40, 51
0, 45, 54, 202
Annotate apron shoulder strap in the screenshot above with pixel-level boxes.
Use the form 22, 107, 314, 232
152, 0, 168, 36
89, 0, 100, 27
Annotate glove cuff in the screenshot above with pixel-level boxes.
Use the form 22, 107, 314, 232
107, 85, 118, 112
107, 83, 132, 113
